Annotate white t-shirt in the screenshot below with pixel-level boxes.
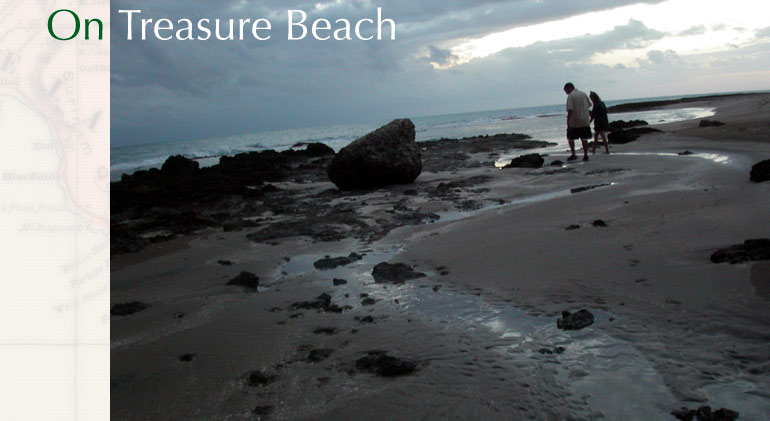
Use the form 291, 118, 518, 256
566, 89, 591, 128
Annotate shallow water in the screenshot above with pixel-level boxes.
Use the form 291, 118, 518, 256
438, 183, 615, 224
613, 151, 733, 166
273, 245, 686, 419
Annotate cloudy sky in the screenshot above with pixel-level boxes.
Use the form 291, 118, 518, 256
111, 0, 770, 146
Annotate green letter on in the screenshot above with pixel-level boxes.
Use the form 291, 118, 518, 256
48, 9, 80, 41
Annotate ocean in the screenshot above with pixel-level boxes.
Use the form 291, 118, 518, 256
110, 94, 718, 181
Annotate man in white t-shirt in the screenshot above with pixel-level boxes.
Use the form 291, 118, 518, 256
564, 82, 592, 161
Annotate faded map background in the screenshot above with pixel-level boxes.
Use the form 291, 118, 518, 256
0, 1, 108, 419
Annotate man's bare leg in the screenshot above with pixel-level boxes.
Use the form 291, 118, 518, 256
581, 139, 590, 161
568, 140, 577, 160
592, 132, 598, 154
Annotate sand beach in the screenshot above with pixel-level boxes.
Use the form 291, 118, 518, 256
111, 93, 770, 420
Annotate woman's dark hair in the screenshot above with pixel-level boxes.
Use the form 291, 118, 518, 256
589, 91, 602, 102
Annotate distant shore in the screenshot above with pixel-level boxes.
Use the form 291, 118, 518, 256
607, 91, 765, 113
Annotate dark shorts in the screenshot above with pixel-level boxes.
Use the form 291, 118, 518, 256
567, 126, 592, 141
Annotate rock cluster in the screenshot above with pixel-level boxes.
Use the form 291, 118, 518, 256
608, 127, 662, 144
111, 301, 147, 316
226, 271, 260, 290
313, 253, 363, 270
699, 119, 725, 127
711, 239, 770, 264
292, 293, 349, 313
112, 144, 335, 254
371, 262, 426, 284
355, 351, 417, 376
503, 153, 544, 169
556, 309, 595, 330
671, 406, 738, 421
608, 120, 648, 130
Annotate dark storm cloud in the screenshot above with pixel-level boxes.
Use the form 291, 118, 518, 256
111, 0, 669, 146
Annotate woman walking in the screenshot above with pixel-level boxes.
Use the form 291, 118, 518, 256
589, 91, 610, 154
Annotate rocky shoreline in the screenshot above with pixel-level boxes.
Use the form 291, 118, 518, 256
111, 128, 554, 255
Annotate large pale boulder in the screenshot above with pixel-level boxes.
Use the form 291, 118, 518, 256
327, 119, 421, 190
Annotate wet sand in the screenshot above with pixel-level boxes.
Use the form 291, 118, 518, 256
111, 93, 770, 420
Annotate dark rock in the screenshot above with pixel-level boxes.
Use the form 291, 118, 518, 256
161, 155, 200, 175
671, 406, 738, 421
307, 348, 333, 362
325, 304, 352, 313
327, 119, 421, 190
711, 239, 770, 264
750, 159, 770, 182
303, 142, 335, 157
571, 183, 610, 194
355, 351, 417, 376
252, 405, 274, 416
247, 221, 349, 244
550, 160, 564, 166
333, 278, 348, 286
711, 408, 740, 421
608, 127, 662, 144
221, 219, 244, 232
557, 309, 595, 330
608, 119, 648, 130
359, 315, 375, 323
178, 353, 195, 362
361, 298, 376, 306
246, 370, 276, 387
292, 293, 349, 313
372, 262, 426, 284
592, 219, 608, 227
403, 189, 418, 196
313, 252, 363, 270
227, 271, 260, 290
217, 259, 233, 265
292, 293, 332, 310
699, 119, 725, 127
395, 210, 440, 225
313, 327, 339, 335
110, 230, 147, 254
672, 407, 695, 420
565, 224, 581, 231
456, 200, 482, 211
111, 301, 147, 316
678, 150, 694, 156
503, 153, 544, 169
